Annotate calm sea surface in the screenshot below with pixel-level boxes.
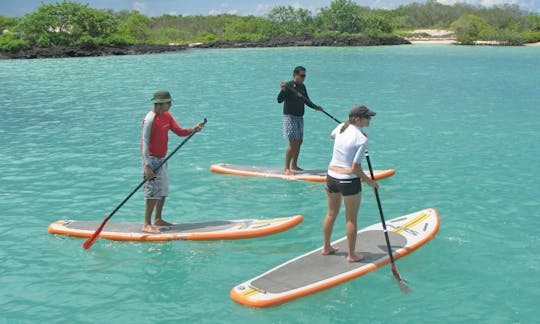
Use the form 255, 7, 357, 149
1, 45, 539, 323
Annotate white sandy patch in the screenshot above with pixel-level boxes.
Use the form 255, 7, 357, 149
408, 39, 456, 44
411, 29, 454, 37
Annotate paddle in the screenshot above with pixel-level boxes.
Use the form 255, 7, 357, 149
320, 109, 341, 124
284, 84, 342, 124
82, 118, 207, 250
365, 151, 409, 293
321, 108, 409, 292
283, 83, 334, 117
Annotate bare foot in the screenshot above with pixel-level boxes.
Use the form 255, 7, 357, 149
291, 167, 304, 172
322, 246, 339, 255
347, 253, 364, 262
154, 219, 173, 226
142, 224, 161, 234
284, 168, 293, 175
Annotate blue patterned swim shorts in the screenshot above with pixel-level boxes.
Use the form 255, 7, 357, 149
282, 115, 304, 140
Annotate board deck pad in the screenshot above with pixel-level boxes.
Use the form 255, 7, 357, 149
231, 208, 439, 307
48, 215, 303, 241
251, 230, 406, 293
210, 163, 396, 182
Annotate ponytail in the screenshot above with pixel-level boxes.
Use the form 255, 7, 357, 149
340, 121, 350, 133
340, 116, 359, 133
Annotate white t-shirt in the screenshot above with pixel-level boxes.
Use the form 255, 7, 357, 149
327, 123, 368, 179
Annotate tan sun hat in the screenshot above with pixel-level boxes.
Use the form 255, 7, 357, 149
151, 90, 172, 103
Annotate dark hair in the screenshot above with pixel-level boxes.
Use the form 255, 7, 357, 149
293, 66, 306, 75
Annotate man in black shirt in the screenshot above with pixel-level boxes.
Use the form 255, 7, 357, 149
277, 66, 323, 175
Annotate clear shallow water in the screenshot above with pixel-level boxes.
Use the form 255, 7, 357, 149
1, 45, 539, 323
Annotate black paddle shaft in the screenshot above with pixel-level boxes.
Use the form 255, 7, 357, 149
283, 84, 340, 121
365, 151, 397, 265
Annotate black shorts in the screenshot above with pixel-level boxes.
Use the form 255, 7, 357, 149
326, 175, 361, 196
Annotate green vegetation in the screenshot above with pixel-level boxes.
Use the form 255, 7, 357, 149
1, 0, 539, 52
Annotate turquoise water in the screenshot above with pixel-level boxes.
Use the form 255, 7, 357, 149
1, 45, 539, 323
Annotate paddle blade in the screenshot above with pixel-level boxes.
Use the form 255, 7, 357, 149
391, 264, 409, 294
82, 218, 108, 249
398, 279, 410, 294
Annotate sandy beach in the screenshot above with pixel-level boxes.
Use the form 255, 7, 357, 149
408, 39, 456, 44
405, 29, 456, 44
406, 29, 540, 46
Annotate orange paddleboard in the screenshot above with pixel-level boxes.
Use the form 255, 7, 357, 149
210, 163, 395, 183
48, 215, 303, 241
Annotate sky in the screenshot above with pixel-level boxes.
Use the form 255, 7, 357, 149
1, 0, 539, 17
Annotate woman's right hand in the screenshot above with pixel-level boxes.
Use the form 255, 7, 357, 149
367, 178, 379, 190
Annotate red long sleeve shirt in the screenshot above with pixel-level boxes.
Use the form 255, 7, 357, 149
141, 110, 192, 166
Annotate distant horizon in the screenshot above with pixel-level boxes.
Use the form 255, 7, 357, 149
1, 0, 539, 18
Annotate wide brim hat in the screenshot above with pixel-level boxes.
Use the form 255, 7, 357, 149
349, 104, 376, 118
151, 90, 172, 103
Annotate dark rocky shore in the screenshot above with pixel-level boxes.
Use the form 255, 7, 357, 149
0, 34, 410, 59
0, 43, 188, 59
197, 34, 410, 48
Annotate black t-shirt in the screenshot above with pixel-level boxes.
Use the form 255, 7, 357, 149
277, 81, 317, 117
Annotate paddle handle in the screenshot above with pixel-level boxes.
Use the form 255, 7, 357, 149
82, 118, 207, 250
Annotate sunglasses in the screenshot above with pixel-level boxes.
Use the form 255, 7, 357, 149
298, 74, 306, 78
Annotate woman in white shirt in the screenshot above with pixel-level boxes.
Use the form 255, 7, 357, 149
322, 104, 379, 262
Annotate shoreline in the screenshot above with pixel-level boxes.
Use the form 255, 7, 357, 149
0, 43, 189, 60
2, 34, 538, 59
0, 34, 410, 60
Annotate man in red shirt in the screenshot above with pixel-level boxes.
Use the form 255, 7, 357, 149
141, 90, 204, 233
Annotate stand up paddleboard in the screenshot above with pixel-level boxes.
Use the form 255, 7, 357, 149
210, 163, 396, 183
231, 208, 439, 308
48, 215, 302, 241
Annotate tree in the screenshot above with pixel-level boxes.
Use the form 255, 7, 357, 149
524, 13, 540, 31
451, 14, 491, 44
477, 4, 524, 29
17, 1, 118, 46
0, 15, 19, 32
116, 11, 151, 43
267, 6, 313, 35
222, 16, 270, 41
317, 0, 368, 33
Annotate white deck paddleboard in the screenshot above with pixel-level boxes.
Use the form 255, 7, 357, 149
210, 163, 396, 182
48, 215, 303, 241
231, 208, 439, 307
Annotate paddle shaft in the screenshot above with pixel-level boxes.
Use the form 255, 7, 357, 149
321, 110, 341, 123
364, 152, 396, 262
284, 84, 343, 125
365, 151, 407, 290
82, 118, 207, 249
